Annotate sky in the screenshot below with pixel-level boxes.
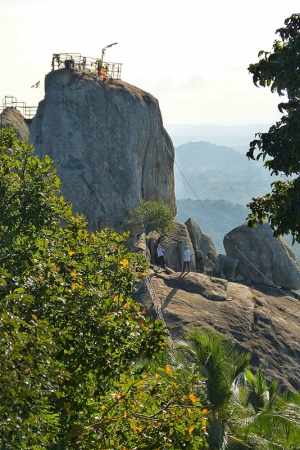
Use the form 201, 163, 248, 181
0, 0, 299, 126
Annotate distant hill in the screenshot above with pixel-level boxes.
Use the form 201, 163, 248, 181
173, 140, 300, 259
174, 140, 281, 205
165, 123, 272, 150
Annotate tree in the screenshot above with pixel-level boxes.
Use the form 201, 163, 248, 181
247, 13, 300, 243
91, 358, 209, 449
230, 366, 300, 449
180, 328, 300, 450
0, 127, 168, 448
0, 127, 211, 449
182, 328, 251, 450
126, 200, 176, 235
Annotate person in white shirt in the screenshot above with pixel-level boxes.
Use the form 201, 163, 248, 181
157, 243, 166, 269
182, 245, 191, 273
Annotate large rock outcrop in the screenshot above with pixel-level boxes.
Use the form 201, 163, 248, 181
30, 68, 176, 231
185, 218, 218, 272
224, 222, 300, 290
135, 271, 300, 391
147, 219, 218, 273
0, 107, 29, 141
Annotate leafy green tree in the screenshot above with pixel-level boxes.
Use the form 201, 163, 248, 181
89, 358, 209, 449
126, 200, 176, 235
246, 13, 300, 243
0, 127, 168, 448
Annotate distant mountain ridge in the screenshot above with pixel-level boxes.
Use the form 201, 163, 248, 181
173, 140, 300, 259
166, 123, 272, 150
174, 140, 279, 205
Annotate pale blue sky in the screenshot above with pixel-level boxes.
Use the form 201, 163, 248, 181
0, 0, 299, 125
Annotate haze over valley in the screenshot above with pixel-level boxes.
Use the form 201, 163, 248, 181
168, 125, 300, 258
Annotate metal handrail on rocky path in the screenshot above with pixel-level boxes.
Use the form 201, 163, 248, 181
145, 275, 176, 356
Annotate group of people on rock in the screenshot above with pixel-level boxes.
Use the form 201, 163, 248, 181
157, 244, 191, 275
51, 54, 109, 80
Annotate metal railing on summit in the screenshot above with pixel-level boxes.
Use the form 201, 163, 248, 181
51, 53, 122, 80
0, 96, 37, 119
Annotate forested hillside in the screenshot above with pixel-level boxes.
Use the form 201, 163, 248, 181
175, 140, 281, 204
174, 142, 300, 259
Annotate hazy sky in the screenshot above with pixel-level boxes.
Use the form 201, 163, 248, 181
0, 0, 299, 125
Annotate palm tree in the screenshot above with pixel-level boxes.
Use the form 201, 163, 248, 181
178, 328, 300, 450
232, 366, 300, 449
183, 328, 252, 450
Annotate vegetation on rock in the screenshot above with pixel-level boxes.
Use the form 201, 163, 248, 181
126, 199, 176, 235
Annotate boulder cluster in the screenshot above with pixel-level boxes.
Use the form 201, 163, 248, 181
138, 218, 300, 291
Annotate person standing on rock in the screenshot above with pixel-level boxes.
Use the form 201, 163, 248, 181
182, 245, 191, 274
157, 244, 166, 270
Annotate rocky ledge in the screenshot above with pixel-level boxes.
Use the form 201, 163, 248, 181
135, 270, 300, 391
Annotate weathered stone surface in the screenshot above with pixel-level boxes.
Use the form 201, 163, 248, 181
224, 222, 300, 290
146, 231, 161, 266
171, 272, 228, 301
30, 69, 176, 232
134, 233, 150, 262
195, 249, 204, 262
157, 221, 195, 272
215, 254, 239, 280
135, 272, 300, 390
147, 220, 219, 273
200, 257, 215, 275
185, 218, 202, 249
201, 232, 218, 263
185, 218, 218, 263
0, 107, 29, 141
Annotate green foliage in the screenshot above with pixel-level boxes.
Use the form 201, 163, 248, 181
187, 328, 251, 413
179, 328, 300, 450
181, 328, 251, 450
0, 127, 170, 448
230, 366, 300, 449
2, 126, 299, 449
126, 200, 175, 235
84, 359, 209, 449
247, 13, 300, 243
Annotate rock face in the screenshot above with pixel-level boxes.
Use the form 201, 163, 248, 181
4, 70, 300, 391
161, 221, 196, 272
135, 271, 300, 391
215, 254, 239, 280
147, 221, 195, 272
224, 222, 300, 290
185, 218, 218, 271
30, 68, 176, 231
0, 107, 29, 141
